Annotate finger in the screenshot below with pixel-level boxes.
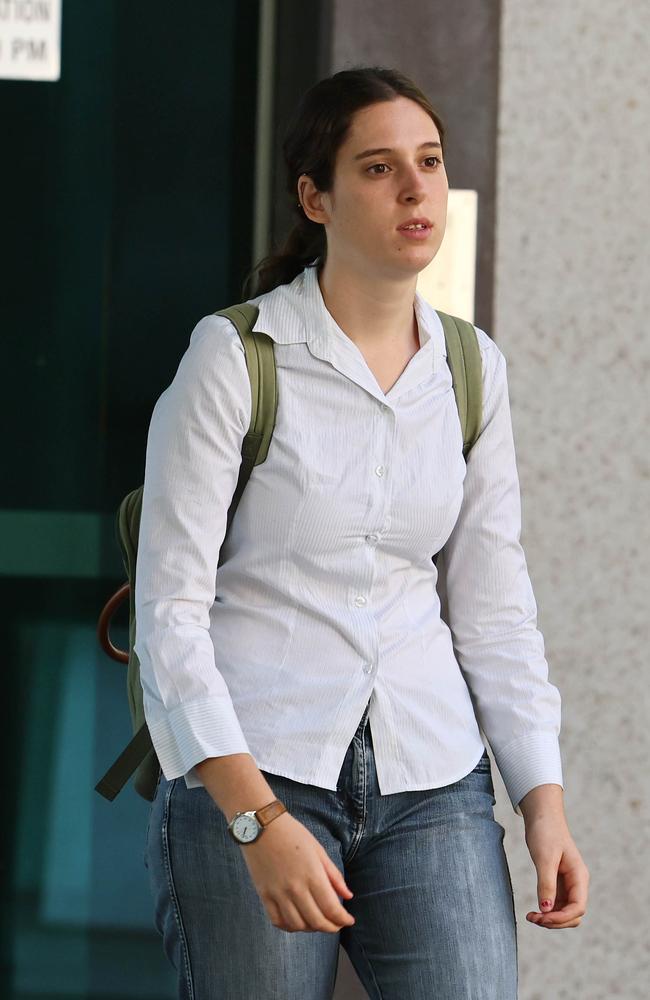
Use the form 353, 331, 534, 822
527, 901, 584, 922
542, 872, 589, 922
537, 916, 583, 929
322, 854, 354, 899
279, 898, 308, 933
539, 903, 586, 924
266, 898, 287, 930
311, 878, 356, 929
533, 861, 588, 918
536, 863, 560, 916
526, 904, 586, 928
286, 888, 349, 934
561, 863, 590, 911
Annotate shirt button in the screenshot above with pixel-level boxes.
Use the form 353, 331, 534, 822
354, 595, 367, 607
365, 533, 380, 544
375, 465, 385, 477
363, 662, 374, 674
379, 402, 388, 412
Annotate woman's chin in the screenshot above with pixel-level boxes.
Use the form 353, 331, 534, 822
389, 245, 438, 276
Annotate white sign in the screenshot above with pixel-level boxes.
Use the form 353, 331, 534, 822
417, 188, 478, 323
0, 0, 61, 81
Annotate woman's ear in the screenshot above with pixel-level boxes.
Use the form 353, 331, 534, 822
298, 174, 330, 225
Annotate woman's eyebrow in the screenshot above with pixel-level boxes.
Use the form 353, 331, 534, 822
353, 141, 442, 160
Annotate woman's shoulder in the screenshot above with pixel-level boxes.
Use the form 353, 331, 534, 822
158, 312, 251, 417
470, 323, 505, 368
186, 311, 248, 357
428, 300, 505, 392
468, 323, 507, 397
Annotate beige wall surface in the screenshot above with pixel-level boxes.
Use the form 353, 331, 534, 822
494, 2, 649, 997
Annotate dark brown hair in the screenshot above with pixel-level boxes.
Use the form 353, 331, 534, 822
241, 66, 446, 299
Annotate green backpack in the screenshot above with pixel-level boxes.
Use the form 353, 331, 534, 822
95, 302, 483, 803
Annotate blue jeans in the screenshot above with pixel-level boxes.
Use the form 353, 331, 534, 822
145, 702, 518, 999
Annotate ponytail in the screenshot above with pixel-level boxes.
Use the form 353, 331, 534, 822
242, 212, 326, 299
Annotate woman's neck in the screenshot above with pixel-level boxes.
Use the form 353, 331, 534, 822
316, 259, 420, 353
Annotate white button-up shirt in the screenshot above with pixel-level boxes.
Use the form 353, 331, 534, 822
134, 263, 563, 816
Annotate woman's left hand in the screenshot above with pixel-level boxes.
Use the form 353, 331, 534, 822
523, 813, 590, 929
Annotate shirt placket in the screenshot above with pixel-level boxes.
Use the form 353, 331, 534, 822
350, 398, 395, 680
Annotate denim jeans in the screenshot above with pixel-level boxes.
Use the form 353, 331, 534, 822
145, 702, 518, 999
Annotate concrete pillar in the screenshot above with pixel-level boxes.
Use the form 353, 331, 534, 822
495, 2, 648, 996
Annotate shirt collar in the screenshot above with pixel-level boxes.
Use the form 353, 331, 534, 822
249, 262, 445, 373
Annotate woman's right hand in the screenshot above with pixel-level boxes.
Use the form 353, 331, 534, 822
240, 812, 356, 934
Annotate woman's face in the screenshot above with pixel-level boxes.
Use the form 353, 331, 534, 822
301, 96, 448, 282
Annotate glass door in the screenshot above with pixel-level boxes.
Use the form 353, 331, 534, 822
1, 1, 259, 995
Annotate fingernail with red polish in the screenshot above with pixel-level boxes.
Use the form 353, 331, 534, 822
541, 899, 553, 910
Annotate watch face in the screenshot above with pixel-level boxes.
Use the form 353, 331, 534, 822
232, 814, 261, 843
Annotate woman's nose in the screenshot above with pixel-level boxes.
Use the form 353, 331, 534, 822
402, 184, 426, 204
405, 189, 425, 203
400, 170, 427, 202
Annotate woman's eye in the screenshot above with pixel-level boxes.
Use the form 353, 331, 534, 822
367, 157, 442, 175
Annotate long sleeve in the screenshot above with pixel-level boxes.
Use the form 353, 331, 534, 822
133, 314, 253, 783
436, 332, 563, 816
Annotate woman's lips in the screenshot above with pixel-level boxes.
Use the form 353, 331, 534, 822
397, 225, 432, 240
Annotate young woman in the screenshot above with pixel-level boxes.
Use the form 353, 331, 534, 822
138, 67, 589, 999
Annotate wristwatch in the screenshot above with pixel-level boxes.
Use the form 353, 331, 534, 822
226, 799, 288, 844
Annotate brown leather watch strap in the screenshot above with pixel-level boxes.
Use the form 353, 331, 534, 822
256, 799, 287, 828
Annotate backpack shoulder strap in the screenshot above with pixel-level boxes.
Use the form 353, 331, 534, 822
435, 310, 483, 459
215, 303, 278, 543
95, 303, 278, 802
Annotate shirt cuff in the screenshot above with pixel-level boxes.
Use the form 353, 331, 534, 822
492, 731, 564, 817
147, 696, 252, 783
